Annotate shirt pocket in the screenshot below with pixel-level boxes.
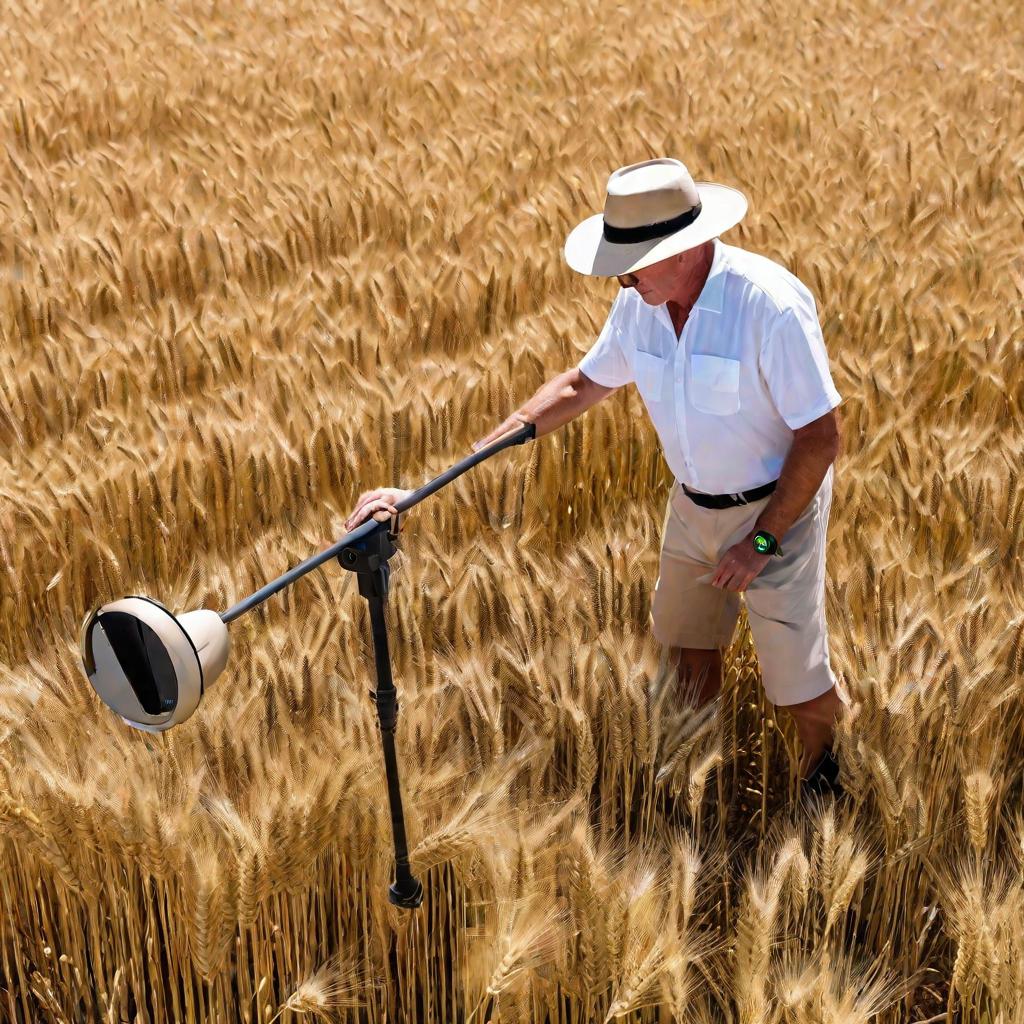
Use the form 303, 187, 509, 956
690, 353, 740, 415
633, 350, 668, 404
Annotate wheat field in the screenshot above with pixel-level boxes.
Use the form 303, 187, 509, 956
1, 0, 1022, 1020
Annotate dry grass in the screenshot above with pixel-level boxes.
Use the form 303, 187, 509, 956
1, 0, 1022, 1020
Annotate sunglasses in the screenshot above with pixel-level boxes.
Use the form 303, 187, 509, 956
616, 271, 640, 288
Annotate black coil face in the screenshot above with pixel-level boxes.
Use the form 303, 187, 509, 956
96, 611, 179, 715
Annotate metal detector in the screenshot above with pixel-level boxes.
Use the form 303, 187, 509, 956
79, 421, 537, 908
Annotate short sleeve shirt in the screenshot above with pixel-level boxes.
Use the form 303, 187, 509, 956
576, 236, 843, 494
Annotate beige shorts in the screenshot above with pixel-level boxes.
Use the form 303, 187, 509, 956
649, 464, 838, 707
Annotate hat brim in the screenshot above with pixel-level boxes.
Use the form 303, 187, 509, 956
563, 182, 748, 277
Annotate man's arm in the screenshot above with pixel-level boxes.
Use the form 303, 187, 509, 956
753, 408, 841, 539
471, 368, 618, 451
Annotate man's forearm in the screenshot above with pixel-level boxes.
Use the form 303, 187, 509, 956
754, 436, 838, 540
515, 368, 604, 439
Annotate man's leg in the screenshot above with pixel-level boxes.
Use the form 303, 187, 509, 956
669, 646, 723, 708
651, 480, 741, 712
740, 464, 843, 789
778, 684, 847, 777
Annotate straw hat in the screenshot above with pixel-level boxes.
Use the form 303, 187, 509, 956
564, 157, 748, 277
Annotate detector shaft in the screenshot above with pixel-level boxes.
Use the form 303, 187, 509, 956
220, 422, 536, 625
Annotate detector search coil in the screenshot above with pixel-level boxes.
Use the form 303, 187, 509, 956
80, 596, 229, 732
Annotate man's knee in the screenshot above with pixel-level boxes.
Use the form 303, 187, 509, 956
669, 645, 721, 668
777, 685, 845, 727
670, 646, 722, 703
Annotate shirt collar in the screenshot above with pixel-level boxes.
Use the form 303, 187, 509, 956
649, 236, 729, 336
691, 236, 728, 314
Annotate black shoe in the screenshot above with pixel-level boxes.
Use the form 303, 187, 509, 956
801, 746, 845, 800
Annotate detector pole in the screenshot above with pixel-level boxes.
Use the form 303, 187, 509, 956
336, 523, 423, 908
220, 422, 538, 625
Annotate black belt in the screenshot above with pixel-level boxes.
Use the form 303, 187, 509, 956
681, 479, 778, 509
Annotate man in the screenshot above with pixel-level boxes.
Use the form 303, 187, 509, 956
344, 157, 846, 798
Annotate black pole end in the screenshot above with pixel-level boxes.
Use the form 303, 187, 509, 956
388, 875, 424, 909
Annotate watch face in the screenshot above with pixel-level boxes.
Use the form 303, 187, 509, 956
754, 534, 770, 553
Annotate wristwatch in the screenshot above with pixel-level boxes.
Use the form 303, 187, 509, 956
752, 530, 783, 557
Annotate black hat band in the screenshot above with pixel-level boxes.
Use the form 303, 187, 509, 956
602, 201, 702, 244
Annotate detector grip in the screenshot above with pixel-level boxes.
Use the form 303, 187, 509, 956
220, 421, 537, 624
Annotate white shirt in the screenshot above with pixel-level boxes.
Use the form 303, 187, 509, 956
576, 236, 843, 495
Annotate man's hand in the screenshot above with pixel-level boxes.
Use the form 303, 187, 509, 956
344, 487, 413, 533
471, 412, 532, 453
711, 531, 773, 592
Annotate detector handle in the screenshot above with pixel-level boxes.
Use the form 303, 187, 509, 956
220, 421, 537, 624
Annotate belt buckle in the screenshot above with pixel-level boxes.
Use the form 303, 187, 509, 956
731, 491, 748, 506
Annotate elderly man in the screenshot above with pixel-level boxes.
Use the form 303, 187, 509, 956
345, 157, 847, 799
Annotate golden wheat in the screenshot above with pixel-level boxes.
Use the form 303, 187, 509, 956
1, 0, 1022, 1019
